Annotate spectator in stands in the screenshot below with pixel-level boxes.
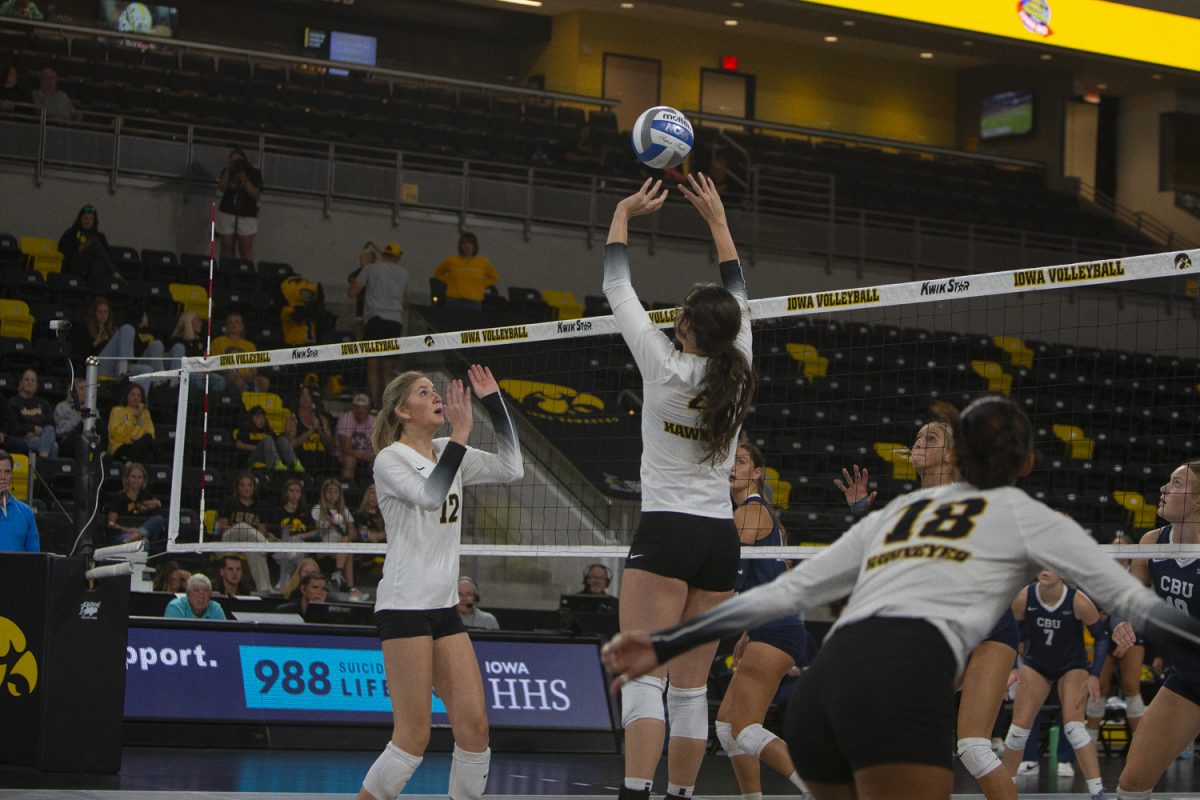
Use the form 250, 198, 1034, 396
217, 554, 250, 597
1, 63, 18, 112
563, 123, 600, 169
0, 0, 44, 20
210, 309, 267, 393
6, 368, 57, 458
273, 477, 316, 591
152, 561, 191, 593
312, 477, 357, 595
347, 241, 408, 410
354, 483, 386, 543
236, 405, 303, 473
30, 67, 74, 123
285, 385, 335, 472
164, 573, 226, 620
0, 450, 38, 552
166, 310, 227, 392
77, 299, 162, 382
103, 461, 165, 547
433, 231, 498, 312
457, 576, 499, 630
58, 204, 123, 286
75, 296, 115, 375
54, 377, 86, 456
336, 394, 376, 480
216, 148, 264, 262
578, 563, 615, 597
280, 556, 320, 600
274, 572, 328, 620
107, 381, 155, 462
214, 472, 275, 594
347, 242, 379, 340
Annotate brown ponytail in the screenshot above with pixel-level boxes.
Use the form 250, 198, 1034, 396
942, 396, 1034, 489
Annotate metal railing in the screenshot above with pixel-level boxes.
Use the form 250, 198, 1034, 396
3, 104, 1196, 313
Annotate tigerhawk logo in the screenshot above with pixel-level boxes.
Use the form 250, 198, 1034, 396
498, 379, 620, 423
0, 616, 38, 697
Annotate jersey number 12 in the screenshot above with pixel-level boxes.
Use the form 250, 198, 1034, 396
439, 493, 460, 524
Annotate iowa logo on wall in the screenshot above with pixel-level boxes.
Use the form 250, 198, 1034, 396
0, 616, 38, 697
500, 380, 621, 424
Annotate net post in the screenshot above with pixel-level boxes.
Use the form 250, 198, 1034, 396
166, 366, 191, 550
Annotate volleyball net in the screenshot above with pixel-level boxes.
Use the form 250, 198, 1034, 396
159, 248, 1199, 593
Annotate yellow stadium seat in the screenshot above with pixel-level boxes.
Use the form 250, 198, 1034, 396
541, 290, 584, 321
1113, 490, 1158, 529
203, 509, 217, 536
241, 391, 290, 435
168, 283, 210, 319
0, 299, 35, 341
875, 441, 917, 480
764, 466, 791, 510
1052, 424, 1095, 460
971, 360, 1013, 395
992, 335, 1034, 368
18, 236, 63, 280
10, 453, 29, 500
786, 343, 829, 377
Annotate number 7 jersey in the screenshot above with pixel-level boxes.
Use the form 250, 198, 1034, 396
700, 481, 1162, 675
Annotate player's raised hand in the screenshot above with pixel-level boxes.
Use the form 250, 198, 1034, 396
466, 364, 500, 399
616, 178, 668, 219
834, 464, 877, 509
443, 379, 474, 444
678, 172, 728, 229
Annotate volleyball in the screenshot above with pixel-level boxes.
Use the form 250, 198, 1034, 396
631, 106, 694, 169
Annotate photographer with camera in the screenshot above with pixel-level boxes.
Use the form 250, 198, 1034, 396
217, 148, 264, 261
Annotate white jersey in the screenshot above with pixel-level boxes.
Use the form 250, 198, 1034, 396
658, 482, 1160, 673
372, 395, 522, 611
602, 244, 752, 519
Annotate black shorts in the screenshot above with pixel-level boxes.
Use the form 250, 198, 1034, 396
784, 617, 956, 784
1164, 668, 1200, 707
748, 618, 808, 666
375, 606, 465, 640
625, 511, 739, 591
1024, 656, 1089, 683
982, 609, 1020, 651
364, 317, 403, 342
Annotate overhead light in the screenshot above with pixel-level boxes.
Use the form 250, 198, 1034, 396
495, 0, 542, 5
842, 19, 856, 26
824, 35, 838, 42
919, 51, 934, 59
1097, 82, 1108, 90
724, 18, 738, 26
1151, 73, 1163, 80
620, 1, 633, 6
732, 1, 744, 6
961, 40, 974, 46
1039, 53, 1052, 60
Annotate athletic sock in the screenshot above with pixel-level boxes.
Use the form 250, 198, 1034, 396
788, 771, 807, 790
665, 784, 694, 799
1086, 777, 1104, 796
742, 794, 763, 800
619, 777, 651, 800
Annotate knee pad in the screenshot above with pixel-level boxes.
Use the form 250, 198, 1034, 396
620, 675, 666, 728
735, 723, 779, 760
714, 720, 745, 757
449, 745, 490, 800
1064, 720, 1092, 750
956, 737, 1002, 779
363, 742, 422, 800
666, 684, 709, 741
1124, 693, 1146, 719
1086, 697, 1106, 718
1004, 724, 1031, 752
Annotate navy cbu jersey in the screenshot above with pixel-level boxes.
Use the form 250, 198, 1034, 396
1149, 524, 1200, 677
1023, 582, 1090, 679
735, 495, 787, 593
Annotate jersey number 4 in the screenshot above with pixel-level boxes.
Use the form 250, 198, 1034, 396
439, 493, 460, 524
883, 498, 987, 544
